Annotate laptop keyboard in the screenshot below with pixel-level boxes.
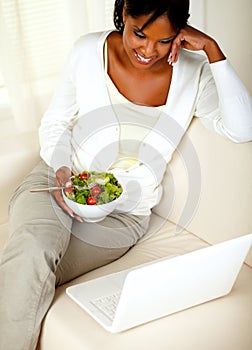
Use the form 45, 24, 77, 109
90, 291, 121, 321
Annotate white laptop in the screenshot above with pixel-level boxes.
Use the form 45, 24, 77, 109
66, 233, 252, 333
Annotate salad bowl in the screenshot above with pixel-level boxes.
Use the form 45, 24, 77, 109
62, 171, 123, 223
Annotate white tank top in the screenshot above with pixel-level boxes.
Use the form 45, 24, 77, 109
104, 40, 164, 170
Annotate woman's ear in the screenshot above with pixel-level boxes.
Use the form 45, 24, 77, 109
122, 4, 127, 25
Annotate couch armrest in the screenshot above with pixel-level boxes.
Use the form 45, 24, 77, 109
0, 131, 40, 224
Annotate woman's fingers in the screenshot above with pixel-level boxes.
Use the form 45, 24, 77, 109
52, 188, 83, 222
52, 188, 74, 216
53, 166, 83, 222
168, 25, 213, 65
168, 30, 187, 64
168, 40, 181, 64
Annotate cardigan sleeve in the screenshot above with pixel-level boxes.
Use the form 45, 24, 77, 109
39, 45, 79, 172
194, 59, 252, 143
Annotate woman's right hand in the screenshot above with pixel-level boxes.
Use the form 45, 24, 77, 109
169, 25, 226, 65
52, 166, 83, 222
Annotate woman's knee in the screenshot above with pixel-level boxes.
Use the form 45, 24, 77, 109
2, 222, 70, 273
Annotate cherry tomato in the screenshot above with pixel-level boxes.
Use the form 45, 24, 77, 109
79, 172, 90, 180
87, 197, 98, 205
64, 187, 74, 194
91, 185, 101, 195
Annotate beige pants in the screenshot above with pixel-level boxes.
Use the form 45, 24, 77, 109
0, 160, 150, 350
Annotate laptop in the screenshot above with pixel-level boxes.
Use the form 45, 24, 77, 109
66, 233, 252, 333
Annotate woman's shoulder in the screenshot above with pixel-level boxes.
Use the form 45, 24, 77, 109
66, 30, 113, 67
73, 30, 112, 50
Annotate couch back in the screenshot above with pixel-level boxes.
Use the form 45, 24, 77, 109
153, 117, 252, 266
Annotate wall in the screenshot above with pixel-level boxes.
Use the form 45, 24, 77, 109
190, 0, 252, 93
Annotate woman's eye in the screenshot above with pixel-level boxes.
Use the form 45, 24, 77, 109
134, 30, 145, 39
159, 38, 173, 44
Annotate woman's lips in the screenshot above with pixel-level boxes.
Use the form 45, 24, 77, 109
134, 50, 154, 65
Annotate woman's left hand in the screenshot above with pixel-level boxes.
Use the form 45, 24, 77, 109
168, 25, 226, 64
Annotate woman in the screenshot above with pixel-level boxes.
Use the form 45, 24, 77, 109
1, 1, 251, 349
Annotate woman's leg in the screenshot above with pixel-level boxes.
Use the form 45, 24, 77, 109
55, 236, 130, 286
0, 159, 150, 349
0, 161, 73, 350
56, 213, 150, 286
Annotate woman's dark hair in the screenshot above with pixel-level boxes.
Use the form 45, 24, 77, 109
114, 0, 190, 33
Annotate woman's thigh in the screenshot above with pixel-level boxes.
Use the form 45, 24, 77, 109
55, 235, 131, 286
56, 213, 150, 285
7, 160, 72, 258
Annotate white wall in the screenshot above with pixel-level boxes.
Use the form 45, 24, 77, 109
189, 0, 205, 29
190, 0, 252, 93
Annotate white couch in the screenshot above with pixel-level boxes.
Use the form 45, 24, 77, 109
1, 118, 252, 350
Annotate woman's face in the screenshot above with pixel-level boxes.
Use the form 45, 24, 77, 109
122, 11, 177, 70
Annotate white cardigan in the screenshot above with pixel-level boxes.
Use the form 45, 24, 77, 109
39, 30, 252, 215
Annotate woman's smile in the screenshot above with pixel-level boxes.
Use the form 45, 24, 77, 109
133, 50, 155, 65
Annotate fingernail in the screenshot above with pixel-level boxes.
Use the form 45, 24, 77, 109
65, 181, 72, 187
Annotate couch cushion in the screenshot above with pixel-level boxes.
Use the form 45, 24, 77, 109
38, 214, 252, 350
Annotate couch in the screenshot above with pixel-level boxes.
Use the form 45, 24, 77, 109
1, 118, 252, 350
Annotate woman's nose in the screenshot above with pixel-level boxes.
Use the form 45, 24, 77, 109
141, 40, 156, 57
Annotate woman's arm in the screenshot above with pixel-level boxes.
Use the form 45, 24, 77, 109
39, 45, 83, 221
39, 46, 79, 172
170, 25, 252, 142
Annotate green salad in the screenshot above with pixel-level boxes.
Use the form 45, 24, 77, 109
64, 171, 123, 205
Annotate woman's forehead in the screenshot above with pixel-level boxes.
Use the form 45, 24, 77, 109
126, 13, 177, 37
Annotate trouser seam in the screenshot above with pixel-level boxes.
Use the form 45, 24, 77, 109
25, 225, 70, 350
23, 268, 54, 350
